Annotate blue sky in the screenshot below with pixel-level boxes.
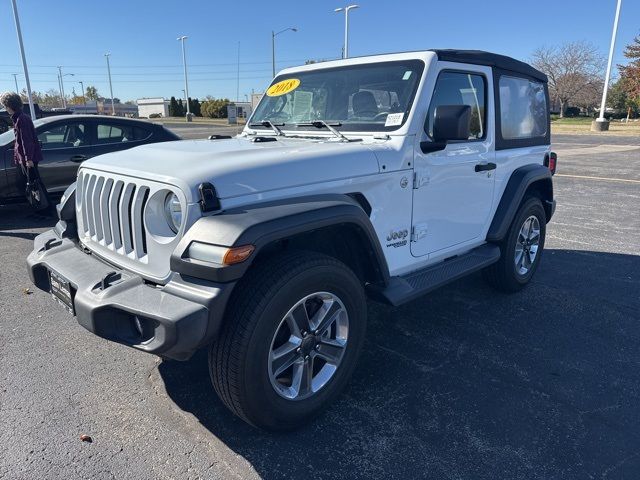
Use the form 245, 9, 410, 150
1, 0, 638, 102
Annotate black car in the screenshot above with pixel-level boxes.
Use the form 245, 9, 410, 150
0, 115, 179, 202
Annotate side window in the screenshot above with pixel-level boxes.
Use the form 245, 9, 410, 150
133, 126, 152, 141
426, 71, 486, 140
37, 123, 88, 149
499, 76, 547, 140
96, 123, 149, 144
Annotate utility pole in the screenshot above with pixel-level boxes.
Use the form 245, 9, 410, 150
57, 66, 68, 108
79, 81, 86, 107
593, 0, 623, 131
104, 53, 115, 115
12, 74, 19, 93
10, 0, 35, 118
334, 5, 359, 59
177, 36, 191, 121
57, 72, 64, 107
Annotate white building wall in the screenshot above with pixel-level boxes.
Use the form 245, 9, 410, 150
137, 98, 169, 118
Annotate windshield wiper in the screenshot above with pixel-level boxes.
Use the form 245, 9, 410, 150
294, 121, 358, 142
248, 120, 285, 136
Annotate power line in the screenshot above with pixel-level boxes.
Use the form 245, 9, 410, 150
0, 57, 336, 69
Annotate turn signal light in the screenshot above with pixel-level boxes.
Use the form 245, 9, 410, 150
223, 245, 255, 265
545, 152, 557, 175
187, 242, 255, 266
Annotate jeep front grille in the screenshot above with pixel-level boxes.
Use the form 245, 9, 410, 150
77, 171, 150, 261
75, 168, 190, 283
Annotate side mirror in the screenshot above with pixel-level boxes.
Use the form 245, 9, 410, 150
420, 104, 472, 154
433, 104, 471, 142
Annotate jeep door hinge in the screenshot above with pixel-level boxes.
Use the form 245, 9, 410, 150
413, 171, 429, 189
411, 223, 428, 242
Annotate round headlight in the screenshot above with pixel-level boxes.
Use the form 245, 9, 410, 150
164, 193, 182, 233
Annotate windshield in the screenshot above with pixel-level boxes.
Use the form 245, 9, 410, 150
251, 60, 424, 133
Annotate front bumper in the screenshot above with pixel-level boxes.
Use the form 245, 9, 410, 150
27, 227, 234, 360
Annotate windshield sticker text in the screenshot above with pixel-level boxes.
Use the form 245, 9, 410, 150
266, 79, 301, 97
384, 112, 404, 127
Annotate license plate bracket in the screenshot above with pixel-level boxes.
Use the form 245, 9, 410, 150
49, 269, 75, 315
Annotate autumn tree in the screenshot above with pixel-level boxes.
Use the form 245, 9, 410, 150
617, 34, 640, 118
531, 41, 604, 117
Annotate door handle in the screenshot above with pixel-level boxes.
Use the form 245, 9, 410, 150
70, 154, 88, 163
475, 162, 496, 172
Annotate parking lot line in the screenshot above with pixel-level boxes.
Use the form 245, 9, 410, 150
555, 173, 640, 184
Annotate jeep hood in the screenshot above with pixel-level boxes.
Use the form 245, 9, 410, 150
81, 137, 381, 201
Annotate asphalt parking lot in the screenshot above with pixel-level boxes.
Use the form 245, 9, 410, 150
1, 132, 639, 480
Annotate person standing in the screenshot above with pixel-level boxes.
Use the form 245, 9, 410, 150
0, 91, 50, 213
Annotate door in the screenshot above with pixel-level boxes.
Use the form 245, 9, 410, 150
36, 120, 93, 193
411, 68, 495, 258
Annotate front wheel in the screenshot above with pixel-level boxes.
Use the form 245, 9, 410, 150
209, 251, 367, 430
484, 196, 547, 292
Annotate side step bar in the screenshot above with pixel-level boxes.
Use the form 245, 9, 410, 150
367, 244, 501, 306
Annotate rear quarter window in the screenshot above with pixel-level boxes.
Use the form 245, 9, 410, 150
499, 76, 547, 140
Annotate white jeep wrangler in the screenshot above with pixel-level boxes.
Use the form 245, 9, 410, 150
28, 50, 557, 430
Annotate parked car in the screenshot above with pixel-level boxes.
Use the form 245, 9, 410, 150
27, 50, 557, 430
0, 103, 72, 134
0, 115, 180, 201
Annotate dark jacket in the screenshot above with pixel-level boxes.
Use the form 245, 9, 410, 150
12, 110, 43, 166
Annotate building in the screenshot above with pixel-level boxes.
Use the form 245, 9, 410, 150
251, 93, 263, 111
69, 101, 98, 115
137, 97, 170, 118
233, 101, 253, 119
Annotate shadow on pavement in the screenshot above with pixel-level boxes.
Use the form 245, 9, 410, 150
159, 249, 640, 480
0, 203, 57, 233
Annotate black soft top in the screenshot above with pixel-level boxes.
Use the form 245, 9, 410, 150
430, 49, 547, 83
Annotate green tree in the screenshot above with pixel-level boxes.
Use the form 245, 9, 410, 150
609, 79, 639, 119
177, 98, 185, 116
189, 97, 201, 116
85, 86, 99, 101
169, 96, 179, 116
201, 98, 230, 118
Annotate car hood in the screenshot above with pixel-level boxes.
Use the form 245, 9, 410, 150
81, 136, 382, 201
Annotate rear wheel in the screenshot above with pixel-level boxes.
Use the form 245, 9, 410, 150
209, 251, 366, 430
484, 197, 546, 292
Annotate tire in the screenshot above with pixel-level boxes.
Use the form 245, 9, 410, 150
483, 196, 546, 293
209, 251, 367, 430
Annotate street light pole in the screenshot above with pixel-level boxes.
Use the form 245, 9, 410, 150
104, 53, 115, 115
12, 74, 19, 93
10, 0, 35, 118
334, 5, 359, 59
271, 27, 297, 77
596, 0, 623, 124
177, 36, 191, 121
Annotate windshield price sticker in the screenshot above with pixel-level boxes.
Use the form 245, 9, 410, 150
266, 78, 301, 97
384, 112, 404, 127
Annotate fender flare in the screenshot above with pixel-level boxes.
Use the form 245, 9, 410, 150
487, 164, 554, 242
170, 194, 390, 284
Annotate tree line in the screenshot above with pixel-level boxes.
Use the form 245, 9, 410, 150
168, 96, 232, 118
532, 35, 640, 119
